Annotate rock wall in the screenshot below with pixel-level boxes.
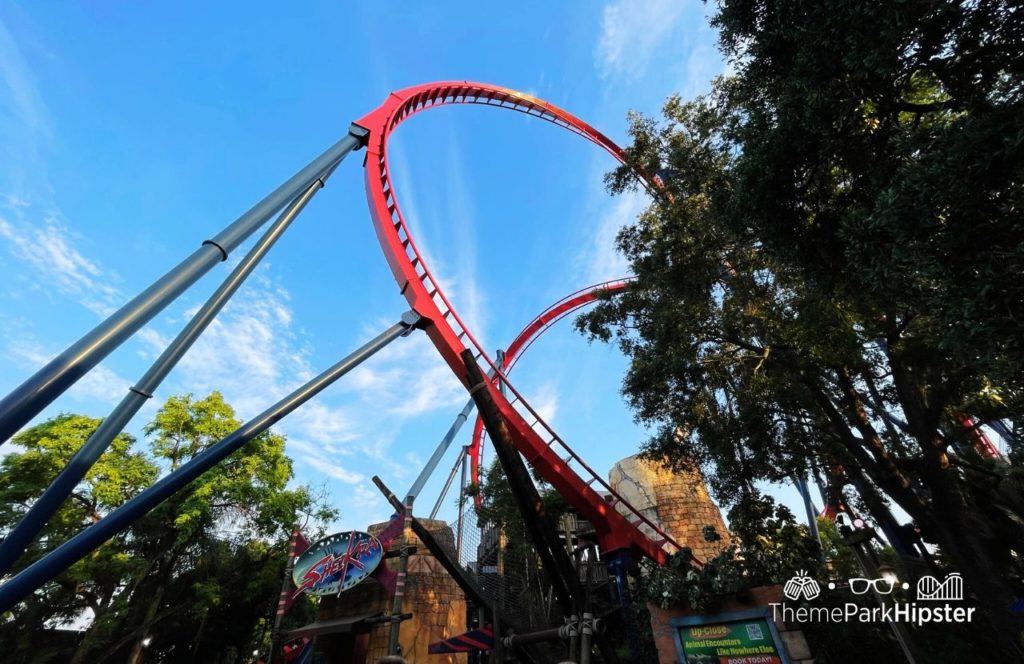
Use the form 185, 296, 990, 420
316, 519, 466, 664
608, 455, 730, 563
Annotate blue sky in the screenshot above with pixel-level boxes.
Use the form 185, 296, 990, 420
0, 1, 795, 531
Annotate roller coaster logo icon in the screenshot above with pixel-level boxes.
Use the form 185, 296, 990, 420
916, 573, 963, 601
783, 570, 822, 601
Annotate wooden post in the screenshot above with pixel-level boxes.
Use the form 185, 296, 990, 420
268, 527, 303, 663
461, 350, 584, 615
389, 496, 413, 656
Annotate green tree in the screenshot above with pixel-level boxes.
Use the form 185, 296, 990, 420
642, 493, 822, 613
81, 392, 331, 664
0, 394, 335, 664
578, 0, 1023, 654
0, 414, 158, 660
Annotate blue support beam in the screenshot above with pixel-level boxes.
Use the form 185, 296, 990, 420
0, 161, 341, 575
0, 126, 367, 444
0, 311, 420, 613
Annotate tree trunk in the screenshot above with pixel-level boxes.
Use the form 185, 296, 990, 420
126, 576, 167, 664
916, 460, 1024, 659
190, 610, 209, 657
125, 546, 179, 664
69, 624, 97, 664
822, 366, 1024, 657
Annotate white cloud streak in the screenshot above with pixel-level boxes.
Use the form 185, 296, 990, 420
596, 0, 688, 79
0, 211, 123, 316
0, 16, 52, 198
578, 187, 647, 284
4, 333, 128, 405
140, 267, 466, 501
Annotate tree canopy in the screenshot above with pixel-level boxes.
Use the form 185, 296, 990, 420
578, 0, 1023, 655
0, 393, 335, 664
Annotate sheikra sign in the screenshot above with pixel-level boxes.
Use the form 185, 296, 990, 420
292, 531, 384, 597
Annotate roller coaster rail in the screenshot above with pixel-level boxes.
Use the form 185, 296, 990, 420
466, 278, 634, 507
0, 80, 693, 613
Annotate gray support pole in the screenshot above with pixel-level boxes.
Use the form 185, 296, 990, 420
0, 312, 420, 613
568, 613, 580, 662
430, 445, 467, 520
500, 623, 575, 649
456, 445, 468, 560
404, 397, 475, 503
0, 127, 368, 444
579, 612, 593, 664
495, 350, 506, 396
403, 353, 507, 504
0, 163, 340, 575
794, 475, 823, 559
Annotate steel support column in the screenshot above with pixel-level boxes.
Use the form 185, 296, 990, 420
605, 550, 642, 664
405, 397, 475, 503
429, 445, 467, 519
456, 445, 468, 559
794, 475, 823, 559
463, 349, 582, 616
0, 312, 419, 612
0, 162, 340, 574
0, 127, 368, 444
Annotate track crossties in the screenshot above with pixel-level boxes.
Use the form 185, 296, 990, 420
356, 81, 695, 565
467, 279, 632, 506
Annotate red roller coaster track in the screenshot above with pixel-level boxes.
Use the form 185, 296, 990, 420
467, 278, 632, 508
355, 81, 689, 565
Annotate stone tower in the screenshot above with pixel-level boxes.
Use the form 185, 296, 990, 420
608, 455, 730, 562
314, 519, 467, 664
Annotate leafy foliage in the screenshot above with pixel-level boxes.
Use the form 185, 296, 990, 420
578, 0, 1024, 653
642, 493, 822, 613
0, 393, 335, 664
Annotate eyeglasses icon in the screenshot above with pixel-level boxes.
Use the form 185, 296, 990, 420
849, 577, 896, 595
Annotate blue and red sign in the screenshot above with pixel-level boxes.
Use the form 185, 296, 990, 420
291, 530, 383, 597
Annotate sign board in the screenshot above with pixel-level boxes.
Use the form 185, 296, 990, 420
292, 530, 383, 597
672, 608, 790, 664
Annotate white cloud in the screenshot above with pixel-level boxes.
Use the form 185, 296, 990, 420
163, 271, 313, 417
140, 266, 466, 498
579, 187, 647, 283
526, 382, 560, 435
441, 136, 489, 349
385, 136, 490, 350
295, 450, 366, 485
680, 40, 725, 99
596, 0, 688, 79
4, 333, 128, 405
287, 401, 358, 448
1, 19, 126, 319
342, 324, 466, 419
351, 484, 387, 520
0, 16, 52, 198
0, 211, 123, 316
